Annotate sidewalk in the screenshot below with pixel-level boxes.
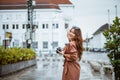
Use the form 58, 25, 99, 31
0, 61, 102, 80
0, 52, 111, 80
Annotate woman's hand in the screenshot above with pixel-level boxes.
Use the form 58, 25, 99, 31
56, 50, 64, 55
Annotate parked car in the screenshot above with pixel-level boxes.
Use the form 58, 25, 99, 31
100, 48, 106, 53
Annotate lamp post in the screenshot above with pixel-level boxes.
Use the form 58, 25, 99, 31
114, 5, 120, 80
107, 9, 110, 29
26, 0, 36, 48
86, 33, 88, 51
115, 5, 117, 17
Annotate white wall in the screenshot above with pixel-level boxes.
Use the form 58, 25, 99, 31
0, 4, 74, 55
88, 32, 106, 51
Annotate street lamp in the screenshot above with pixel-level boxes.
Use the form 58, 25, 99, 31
115, 5, 117, 17
107, 9, 110, 29
26, 0, 36, 48
86, 33, 88, 51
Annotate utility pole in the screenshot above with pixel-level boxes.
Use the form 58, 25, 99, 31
86, 33, 88, 51
26, 0, 36, 48
107, 9, 110, 29
115, 5, 117, 17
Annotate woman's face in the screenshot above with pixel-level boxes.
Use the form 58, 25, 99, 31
67, 29, 75, 40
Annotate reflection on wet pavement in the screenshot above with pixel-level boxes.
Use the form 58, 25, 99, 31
19, 58, 63, 80
0, 51, 112, 80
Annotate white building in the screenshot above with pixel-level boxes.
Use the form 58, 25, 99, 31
0, 0, 74, 55
88, 23, 109, 52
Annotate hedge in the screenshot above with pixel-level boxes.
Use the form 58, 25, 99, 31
0, 46, 36, 65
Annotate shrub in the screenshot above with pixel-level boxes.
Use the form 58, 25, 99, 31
0, 47, 36, 65
103, 17, 120, 80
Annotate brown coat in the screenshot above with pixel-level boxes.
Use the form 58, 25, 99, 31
62, 41, 80, 80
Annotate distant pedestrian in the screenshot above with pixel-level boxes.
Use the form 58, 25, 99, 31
56, 26, 83, 80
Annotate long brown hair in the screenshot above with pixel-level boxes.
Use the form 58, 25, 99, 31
70, 26, 83, 60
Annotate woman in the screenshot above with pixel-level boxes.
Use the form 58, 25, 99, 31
57, 26, 83, 80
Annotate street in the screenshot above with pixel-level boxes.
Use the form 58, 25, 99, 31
0, 51, 112, 80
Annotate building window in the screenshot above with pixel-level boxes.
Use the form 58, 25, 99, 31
22, 24, 25, 29
52, 41, 58, 48
3, 24, 5, 29
16, 24, 18, 29
43, 41, 48, 49
36, 25, 38, 29
6, 24, 9, 29
52, 23, 59, 29
27, 24, 30, 29
42, 24, 45, 29
33, 25, 38, 29
42, 24, 49, 29
32, 41, 38, 49
52, 24, 55, 27
56, 24, 59, 29
65, 23, 69, 29
3, 24, 9, 29
13, 24, 15, 29
46, 24, 48, 29
22, 42, 26, 48
13, 39, 19, 47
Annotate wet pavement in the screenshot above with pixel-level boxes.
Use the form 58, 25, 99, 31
0, 51, 111, 80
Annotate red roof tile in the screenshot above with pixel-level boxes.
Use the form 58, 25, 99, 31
0, 0, 72, 9
0, 4, 60, 10
0, 0, 26, 4
0, 0, 72, 4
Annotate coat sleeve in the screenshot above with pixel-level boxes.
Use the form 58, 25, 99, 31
64, 42, 78, 61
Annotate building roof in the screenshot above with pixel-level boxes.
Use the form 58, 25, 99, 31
36, 0, 72, 4
0, 0, 72, 4
0, 0, 72, 10
0, 3, 60, 10
93, 23, 109, 35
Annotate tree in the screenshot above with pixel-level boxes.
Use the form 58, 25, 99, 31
103, 17, 120, 80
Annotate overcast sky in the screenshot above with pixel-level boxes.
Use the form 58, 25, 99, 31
70, 0, 120, 39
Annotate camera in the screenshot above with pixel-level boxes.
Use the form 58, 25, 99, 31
56, 47, 62, 53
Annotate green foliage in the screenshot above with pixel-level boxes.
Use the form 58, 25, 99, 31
0, 47, 36, 65
103, 17, 120, 67
104, 66, 113, 74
